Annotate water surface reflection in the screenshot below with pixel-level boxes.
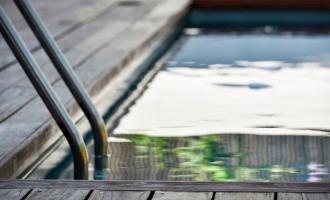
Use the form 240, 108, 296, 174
108, 28, 330, 182
27, 134, 330, 182
115, 29, 330, 137
105, 134, 329, 182
26, 27, 330, 182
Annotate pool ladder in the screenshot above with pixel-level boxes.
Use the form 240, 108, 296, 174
0, 0, 109, 180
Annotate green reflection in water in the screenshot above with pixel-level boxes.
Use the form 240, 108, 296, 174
128, 135, 296, 182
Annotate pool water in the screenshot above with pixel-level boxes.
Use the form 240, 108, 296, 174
26, 10, 330, 182
27, 133, 330, 182
116, 31, 330, 137
105, 134, 330, 182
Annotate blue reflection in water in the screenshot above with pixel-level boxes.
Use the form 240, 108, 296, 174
215, 83, 271, 89
167, 34, 330, 67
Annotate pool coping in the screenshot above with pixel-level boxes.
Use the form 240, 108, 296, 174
0, 179, 330, 193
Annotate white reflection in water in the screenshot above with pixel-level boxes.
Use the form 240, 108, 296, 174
235, 60, 283, 70
308, 162, 329, 182
107, 137, 131, 142
184, 28, 200, 35
114, 33, 330, 137
114, 62, 330, 136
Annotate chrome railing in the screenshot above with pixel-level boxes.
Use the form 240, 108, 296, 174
0, 6, 89, 180
14, 0, 109, 180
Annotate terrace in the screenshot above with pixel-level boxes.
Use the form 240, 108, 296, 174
0, 0, 330, 199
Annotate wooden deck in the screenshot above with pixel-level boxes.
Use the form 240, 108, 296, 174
1, 0, 330, 198
0, 179, 330, 199
0, 0, 190, 178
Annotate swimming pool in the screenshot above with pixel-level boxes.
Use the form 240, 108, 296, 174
25, 9, 330, 182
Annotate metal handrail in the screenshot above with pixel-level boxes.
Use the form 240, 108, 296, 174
0, 6, 88, 180
14, 0, 108, 179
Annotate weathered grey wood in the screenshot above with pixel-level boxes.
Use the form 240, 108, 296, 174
89, 190, 151, 200
214, 192, 274, 200
0, 179, 330, 193
0, 189, 31, 200
0, 2, 155, 123
0, 0, 157, 149
0, 0, 118, 72
0, 0, 83, 68
1, 0, 70, 32
152, 191, 213, 200
0, 0, 190, 179
2, 0, 83, 31
0, 1, 154, 94
59, 0, 117, 23
278, 193, 330, 200
0, 0, 118, 70
25, 188, 90, 200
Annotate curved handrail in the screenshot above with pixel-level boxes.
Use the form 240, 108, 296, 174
14, 0, 109, 179
0, 6, 88, 180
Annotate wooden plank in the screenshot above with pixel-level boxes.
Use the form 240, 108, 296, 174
88, 190, 151, 200
0, 3, 157, 122
278, 193, 330, 200
152, 191, 213, 200
1, 0, 72, 31
0, 189, 31, 200
0, 0, 118, 71
0, 2, 156, 123
0, 1, 154, 94
0, 1, 158, 165
214, 192, 274, 200
59, 0, 118, 23
24, 188, 90, 200
0, 179, 330, 193
0, 0, 189, 179
3, 0, 84, 31
0, 0, 86, 69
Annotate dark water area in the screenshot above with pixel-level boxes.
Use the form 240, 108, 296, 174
26, 10, 330, 182
27, 134, 330, 182
106, 134, 330, 182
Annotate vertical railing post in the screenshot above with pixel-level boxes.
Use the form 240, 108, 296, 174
0, 6, 88, 180
14, 0, 109, 179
